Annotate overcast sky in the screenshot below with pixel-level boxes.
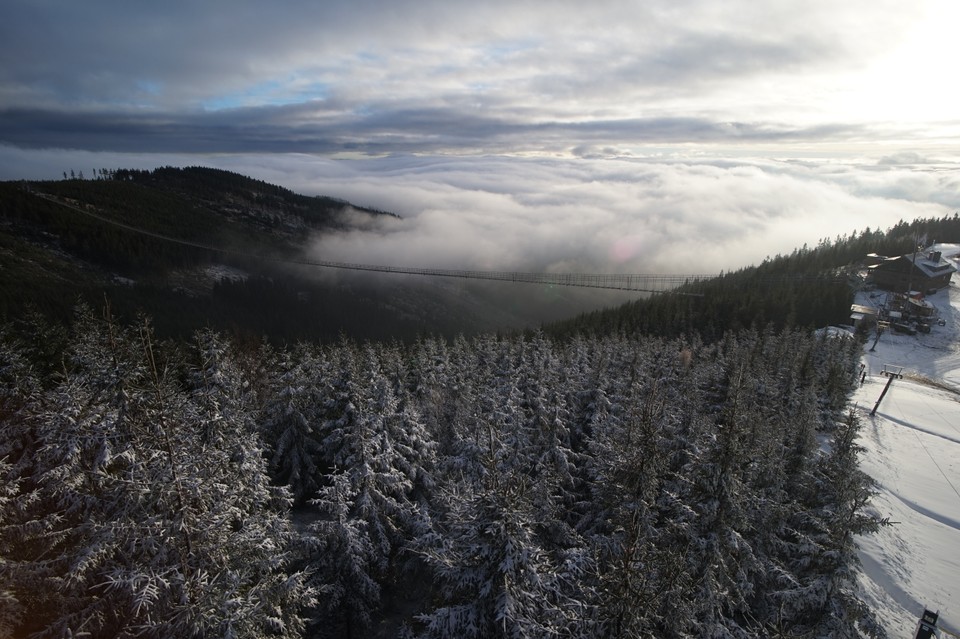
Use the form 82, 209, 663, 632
1, 0, 958, 274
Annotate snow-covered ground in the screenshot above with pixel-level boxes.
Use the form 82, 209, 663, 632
854, 244, 960, 638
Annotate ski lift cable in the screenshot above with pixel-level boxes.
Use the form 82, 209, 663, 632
897, 392, 960, 506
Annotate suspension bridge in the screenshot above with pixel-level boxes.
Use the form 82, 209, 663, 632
284, 262, 713, 294
26, 189, 842, 295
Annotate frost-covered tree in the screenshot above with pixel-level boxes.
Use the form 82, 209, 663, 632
583, 340, 700, 637
307, 343, 432, 631
417, 467, 597, 638
262, 343, 328, 506
685, 361, 764, 637
514, 334, 578, 521
0, 313, 312, 638
320, 345, 411, 561
1, 308, 885, 638
379, 344, 437, 511
184, 328, 312, 637
408, 337, 452, 450
306, 472, 383, 639
430, 335, 488, 486
416, 336, 599, 637
771, 409, 887, 638
0, 329, 35, 635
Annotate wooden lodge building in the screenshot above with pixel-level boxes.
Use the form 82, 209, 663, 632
868, 250, 956, 293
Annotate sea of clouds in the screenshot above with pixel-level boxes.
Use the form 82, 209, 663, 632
2, 146, 957, 277
268, 153, 959, 275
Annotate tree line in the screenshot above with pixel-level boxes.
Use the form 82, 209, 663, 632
1, 308, 885, 637
547, 212, 960, 341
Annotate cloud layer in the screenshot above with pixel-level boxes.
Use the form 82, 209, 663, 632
2, 0, 958, 156
1, 144, 955, 278
293, 155, 958, 275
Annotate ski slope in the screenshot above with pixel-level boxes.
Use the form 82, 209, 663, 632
854, 244, 960, 638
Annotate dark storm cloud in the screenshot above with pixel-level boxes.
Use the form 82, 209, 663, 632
0, 104, 871, 155
0, 106, 337, 154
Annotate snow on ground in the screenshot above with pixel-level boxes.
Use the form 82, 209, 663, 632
854, 244, 960, 638
204, 263, 248, 283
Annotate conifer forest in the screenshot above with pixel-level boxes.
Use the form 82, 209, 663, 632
0, 306, 885, 638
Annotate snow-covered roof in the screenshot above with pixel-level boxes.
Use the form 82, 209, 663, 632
870, 251, 957, 278
913, 252, 956, 277
850, 304, 879, 316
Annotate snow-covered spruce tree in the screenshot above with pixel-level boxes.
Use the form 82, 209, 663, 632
308, 342, 431, 634
422, 333, 502, 494
581, 337, 702, 637
0, 458, 23, 638
664, 328, 881, 637
684, 330, 837, 636
408, 337, 452, 454
589, 379, 673, 635
710, 330, 816, 632
379, 344, 437, 511
0, 306, 167, 637
0, 323, 41, 484
320, 344, 411, 560
512, 333, 582, 541
514, 334, 600, 631
410, 334, 489, 471
566, 363, 612, 532
0, 326, 41, 636
682, 340, 768, 638
756, 330, 873, 596
184, 328, 313, 638
772, 409, 886, 638
262, 342, 329, 506
811, 328, 863, 422
1, 312, 312, 638
305, 471, 383, 639
416, 432, 598, 638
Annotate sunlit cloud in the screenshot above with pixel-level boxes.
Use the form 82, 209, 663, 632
293, 155, 957, 275
2, 0, 958, 287
0, 144, 955, 280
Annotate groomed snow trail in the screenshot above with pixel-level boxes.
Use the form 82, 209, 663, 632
854, 244, 960, 638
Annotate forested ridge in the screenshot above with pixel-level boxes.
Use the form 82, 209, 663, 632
1, 307, 885, 637
0, 169, 473, 341
547, 213, 960, 340
3, 168, 620, 341
4, 166, 381, 276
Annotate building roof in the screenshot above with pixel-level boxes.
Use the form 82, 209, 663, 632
850, 304, 879, 316
913, 253, 956, 278
870, 251, 957, 278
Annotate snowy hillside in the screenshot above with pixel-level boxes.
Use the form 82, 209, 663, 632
854, 244, 960, 638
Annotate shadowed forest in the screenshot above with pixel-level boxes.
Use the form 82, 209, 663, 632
1, 308, 885, 637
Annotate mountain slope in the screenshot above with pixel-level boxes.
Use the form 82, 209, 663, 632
1, 168, 631, 341
1, 169, 390, 337
546, 215, 960, 341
